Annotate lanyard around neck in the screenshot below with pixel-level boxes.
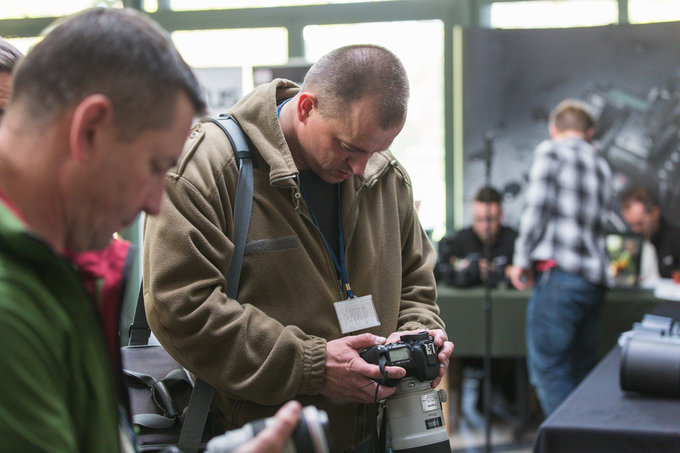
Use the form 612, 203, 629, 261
277, 97, 292, 117
299, 179, 355, 299
278, 97, 355, 299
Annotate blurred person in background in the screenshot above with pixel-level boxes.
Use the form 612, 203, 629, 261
511, 99, 612, 416
621, 185, 680, 281
436, 185, 518, 288
0, 38, 23, 120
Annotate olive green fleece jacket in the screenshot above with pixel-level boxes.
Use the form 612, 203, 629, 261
143, 79, 444, 452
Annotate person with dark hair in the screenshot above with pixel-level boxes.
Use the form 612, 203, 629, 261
436, 185, 518, 288
0, 8, 301, 453
143, 43, 453, 452
0, 37, 23, 119
511, 98, 612, 416
435, 186, 519, 417
621, 185, 680, 279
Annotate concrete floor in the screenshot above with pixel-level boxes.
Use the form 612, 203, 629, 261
447, 366, 540, 453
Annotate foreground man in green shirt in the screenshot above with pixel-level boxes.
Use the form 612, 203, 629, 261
0, 7, 301, 453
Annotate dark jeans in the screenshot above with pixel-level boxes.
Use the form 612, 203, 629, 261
526, 268, 606, 416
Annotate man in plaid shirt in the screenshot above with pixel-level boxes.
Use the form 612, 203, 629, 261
510, 99, 612, 417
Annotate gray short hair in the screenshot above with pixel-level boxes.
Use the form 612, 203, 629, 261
11, 8, 206, 140
302, 44, 409, 130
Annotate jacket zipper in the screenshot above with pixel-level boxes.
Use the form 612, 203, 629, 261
290, 178, 346, 300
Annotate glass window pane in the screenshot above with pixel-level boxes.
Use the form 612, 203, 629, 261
147, 0, 396, 12
171, 28, 288, 99
630, 0, 680, 23
0, 1, 122, 19
489, 1, 618, 29
3, 37, 42, 56
171, 28, 288, 68
304, 20, 445, 238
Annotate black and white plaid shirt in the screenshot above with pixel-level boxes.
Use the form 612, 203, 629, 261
514, 136, 612, 285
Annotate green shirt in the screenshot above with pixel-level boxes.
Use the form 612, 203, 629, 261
0, 203, 124, 452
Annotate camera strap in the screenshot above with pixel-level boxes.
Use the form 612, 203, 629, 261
377, 354, 390, 386
373, 355, 390, 452
376, 402, 388, 453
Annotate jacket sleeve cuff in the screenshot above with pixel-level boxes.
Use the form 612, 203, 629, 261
299, 336, 327, 394
399, 320, 444, 333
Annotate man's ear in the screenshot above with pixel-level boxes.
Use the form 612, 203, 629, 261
69, 94, 114, 162
296, 92, 317, 123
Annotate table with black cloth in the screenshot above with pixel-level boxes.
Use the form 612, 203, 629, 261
436, 285, 663, 435
533, 301, 680, 453
533, 345, 680, 453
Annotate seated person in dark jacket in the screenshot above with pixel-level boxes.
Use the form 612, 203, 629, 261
436, 186, 518, 288
621, 185, 680, 279
437, 186, 522, 416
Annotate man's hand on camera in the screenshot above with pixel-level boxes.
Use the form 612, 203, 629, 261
232, 401, 301, 453
385, 329, 454, 389
321, 333, 407, 403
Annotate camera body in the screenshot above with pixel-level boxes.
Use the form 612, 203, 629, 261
360, 331, 450, 453
359, 331, 440, 386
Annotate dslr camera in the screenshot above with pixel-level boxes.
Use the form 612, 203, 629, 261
360, 331, 440, 386
360, 332, 450, 453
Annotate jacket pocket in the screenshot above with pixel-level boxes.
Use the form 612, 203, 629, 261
244, 235, 299, 255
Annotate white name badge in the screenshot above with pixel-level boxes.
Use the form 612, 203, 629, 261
333, 294, 380, 334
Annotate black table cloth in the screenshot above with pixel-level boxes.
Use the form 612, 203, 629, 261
534, 314, 680, 453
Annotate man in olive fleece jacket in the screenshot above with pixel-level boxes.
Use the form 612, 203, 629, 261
144, 44, 454, 452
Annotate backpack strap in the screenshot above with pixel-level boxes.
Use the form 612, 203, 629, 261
203, 114, 254, 299
178, 114, 254, 453
128, 285, 151, 346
